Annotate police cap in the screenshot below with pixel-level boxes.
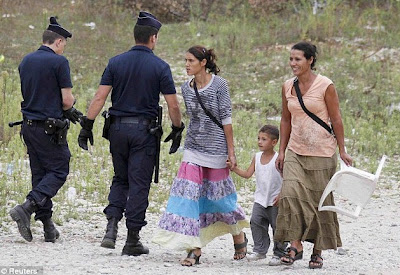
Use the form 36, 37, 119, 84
136, 11, 162, 30
47, 16, 72, 39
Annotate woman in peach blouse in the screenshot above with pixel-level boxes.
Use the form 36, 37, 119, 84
274, 41, 352, 269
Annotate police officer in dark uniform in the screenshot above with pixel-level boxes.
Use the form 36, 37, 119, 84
78, 11, 184, 256
9, 17, 82, 243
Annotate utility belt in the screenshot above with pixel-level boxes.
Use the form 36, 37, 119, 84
24, 118, 70, 145
110, 116, 152, 125
101, 111, 157, 140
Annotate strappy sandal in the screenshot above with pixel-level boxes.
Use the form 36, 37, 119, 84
280, 247, 303, 265
181, 250, 201, 266
309, 253, 323, 269
233, 232, 248, 260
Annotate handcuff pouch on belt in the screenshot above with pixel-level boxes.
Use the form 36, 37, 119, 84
44, 118, 70, 145
102, 110, 111, 140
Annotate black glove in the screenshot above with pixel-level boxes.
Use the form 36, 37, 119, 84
63, 107, 83, 124
164, 122, 185, 154
78, 116, 94, 150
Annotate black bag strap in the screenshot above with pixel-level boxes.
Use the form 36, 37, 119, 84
293, 78, 334, 136
193, 80, 224, 129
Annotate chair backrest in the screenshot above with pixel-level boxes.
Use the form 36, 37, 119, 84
318, 155, 387, 219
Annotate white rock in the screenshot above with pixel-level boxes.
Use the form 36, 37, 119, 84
67, 186, 77, 201
337, 247, 348, 255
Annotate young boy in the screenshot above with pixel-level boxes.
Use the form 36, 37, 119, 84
228, 125, 287, 265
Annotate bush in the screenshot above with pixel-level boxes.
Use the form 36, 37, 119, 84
121, 0, 248, 22
248, 0, 290, 15
122, 0, 191, 22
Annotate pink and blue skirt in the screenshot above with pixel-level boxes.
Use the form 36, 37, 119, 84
153, 162, 249, 251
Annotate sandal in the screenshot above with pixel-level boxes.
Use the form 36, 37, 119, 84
309, 253, 323, 269
233, 232, 248, 260
280, 247, 303, 265
181, 250, 201, 266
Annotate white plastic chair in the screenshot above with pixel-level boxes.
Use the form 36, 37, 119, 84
318, 155, 387, 219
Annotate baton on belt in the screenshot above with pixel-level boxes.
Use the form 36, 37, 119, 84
150, 106, 163, 183
9, 120, 23, 127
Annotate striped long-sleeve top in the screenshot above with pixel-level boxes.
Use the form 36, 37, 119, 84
181, 74, 232, 169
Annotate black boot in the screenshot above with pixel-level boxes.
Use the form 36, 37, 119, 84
121, 230, 149, 256
9, 199, 38, 242
100, 216, 119, 249
42, 218, 60, 243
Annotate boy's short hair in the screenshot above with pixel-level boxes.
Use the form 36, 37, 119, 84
259, 125, 279, 141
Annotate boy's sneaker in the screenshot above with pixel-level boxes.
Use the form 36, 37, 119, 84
268, 255, 281, 266
247, 253, 266, 261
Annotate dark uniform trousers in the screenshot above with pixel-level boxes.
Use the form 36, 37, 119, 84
104, 118, 156, 231
22, 121, 71, 221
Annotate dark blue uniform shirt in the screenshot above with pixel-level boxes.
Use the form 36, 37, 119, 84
19, 45, 73, 120
100, 45, 176, 119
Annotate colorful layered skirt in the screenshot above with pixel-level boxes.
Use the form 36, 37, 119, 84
153, 162, 249, 251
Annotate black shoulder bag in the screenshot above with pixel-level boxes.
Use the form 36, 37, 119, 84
193, 81, 224, 129
293, 78, 335, 136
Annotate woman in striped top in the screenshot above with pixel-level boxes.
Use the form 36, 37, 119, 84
153, 46, 249, 266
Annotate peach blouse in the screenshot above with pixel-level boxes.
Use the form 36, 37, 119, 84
285, 74, 337, 157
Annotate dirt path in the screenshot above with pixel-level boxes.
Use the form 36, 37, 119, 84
1, 181, 399, 275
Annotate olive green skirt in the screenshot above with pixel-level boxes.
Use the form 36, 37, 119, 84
274, 149, 342, 250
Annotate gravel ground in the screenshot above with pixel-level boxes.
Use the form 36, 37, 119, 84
1, 179, 399, 275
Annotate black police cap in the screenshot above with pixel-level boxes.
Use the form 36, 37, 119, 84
47, 16, 72, 39
136, 11, 162, 30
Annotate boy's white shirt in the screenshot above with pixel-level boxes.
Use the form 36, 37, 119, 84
254, 151, 283, 208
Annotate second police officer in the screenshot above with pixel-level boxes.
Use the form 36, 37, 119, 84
78, 11, 184, 256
